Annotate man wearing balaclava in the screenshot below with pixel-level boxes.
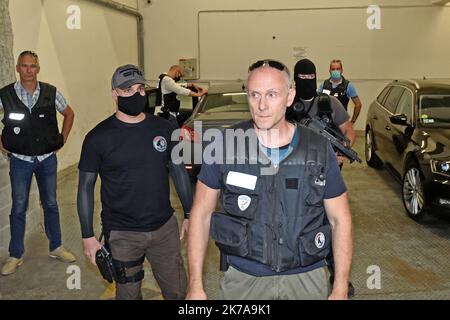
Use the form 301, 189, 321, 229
291, 58, 356, 152
291, 58, 356, 298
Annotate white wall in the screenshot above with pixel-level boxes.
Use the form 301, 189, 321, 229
0, 0, 139, 257
139, 0, 450, 129
9, 0, 139, 170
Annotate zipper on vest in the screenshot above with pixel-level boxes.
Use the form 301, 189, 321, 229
271, 173, 283, 272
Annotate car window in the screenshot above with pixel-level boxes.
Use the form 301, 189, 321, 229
377, 86, 391, 105
383, 86, 405, 113
419, 94, 450, 128
395, 89, 414, 123
199, 93, 248, 113
147, 91, 157, 109
178, 95, 194, 111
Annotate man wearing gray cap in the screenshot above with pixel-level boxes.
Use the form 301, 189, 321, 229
76, 64, 193, 300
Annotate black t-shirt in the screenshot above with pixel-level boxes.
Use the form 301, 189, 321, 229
78, 114, 177, 232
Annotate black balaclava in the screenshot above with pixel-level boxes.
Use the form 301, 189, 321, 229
294, 59, 317, 100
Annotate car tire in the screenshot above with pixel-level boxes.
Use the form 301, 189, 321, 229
365, 128, 383, 169
402, 161, 427, 221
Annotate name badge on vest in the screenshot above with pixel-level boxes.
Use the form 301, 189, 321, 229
322, 89, 331, 95
9, 113, 25, 121
226, 171, 257, 190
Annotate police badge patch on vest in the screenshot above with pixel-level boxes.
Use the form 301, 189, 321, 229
237, 195, 251, 211
13, 127, 20, 135
315, 232, 325, 249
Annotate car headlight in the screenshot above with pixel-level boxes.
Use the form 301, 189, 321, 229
430, 160, 450, 178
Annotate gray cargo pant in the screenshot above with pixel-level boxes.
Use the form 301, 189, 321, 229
108, 215, 187, 300
221, 266, 330, 300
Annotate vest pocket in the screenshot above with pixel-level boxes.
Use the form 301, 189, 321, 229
222, 190, 258, 219
304, 168, 326, 207
45, 133, 64, 151
2, 126, 26, 152
298, 224, 331, 266
210, 212, 249, 257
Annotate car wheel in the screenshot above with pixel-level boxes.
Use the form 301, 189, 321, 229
365, 128, 382, 168
402, 161, 427, 220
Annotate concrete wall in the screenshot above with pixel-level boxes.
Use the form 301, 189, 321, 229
0, 0, 139, 257
138, 0, 450, 130
0, 0, 17, 258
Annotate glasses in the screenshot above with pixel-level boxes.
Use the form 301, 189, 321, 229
297, 74, 316, 80
248, 59, 287, 73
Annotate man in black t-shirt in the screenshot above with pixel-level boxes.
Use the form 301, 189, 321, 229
77, 65, 193, 300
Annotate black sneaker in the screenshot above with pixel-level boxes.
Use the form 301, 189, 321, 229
348, 282, 355, 298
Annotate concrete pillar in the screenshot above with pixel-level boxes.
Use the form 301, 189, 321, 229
0, 0, 15, 257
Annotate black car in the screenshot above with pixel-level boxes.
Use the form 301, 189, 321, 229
365, 79, 450, 220
179, 83, 250, 178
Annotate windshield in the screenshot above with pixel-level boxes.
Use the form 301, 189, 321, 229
419, 94, 450, 128
199, 93, 249, 113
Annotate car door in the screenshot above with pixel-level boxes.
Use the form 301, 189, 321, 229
177, 95, 199, 126
374, 85, 405, 163
390, 88, 414, 174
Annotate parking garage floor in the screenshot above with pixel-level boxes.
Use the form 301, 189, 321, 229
1, 132, 450, 300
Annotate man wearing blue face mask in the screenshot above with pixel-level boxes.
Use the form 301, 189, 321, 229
76, 64, 193, 300
319, 59, 362, 125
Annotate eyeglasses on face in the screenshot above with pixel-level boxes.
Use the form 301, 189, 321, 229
248, 59, 287, 73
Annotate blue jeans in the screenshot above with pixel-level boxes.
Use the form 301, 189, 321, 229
8, 154, 62, 258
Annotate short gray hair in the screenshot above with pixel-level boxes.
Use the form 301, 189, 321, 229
17, 50, 39, 65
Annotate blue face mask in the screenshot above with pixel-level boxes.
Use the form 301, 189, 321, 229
331, 70, 342, 80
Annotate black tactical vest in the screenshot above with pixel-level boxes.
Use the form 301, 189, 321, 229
322, 76, 350, 110
0, 82, 63, 156
156, 74, 180, 113
210, 120, 331, 272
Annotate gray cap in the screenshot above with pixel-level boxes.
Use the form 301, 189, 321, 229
111, 64, 147, 89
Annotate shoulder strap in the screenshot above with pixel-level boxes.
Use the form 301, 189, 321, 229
155, 74, 167, 106
322, 79, 332, 90
36, 82, 56, 108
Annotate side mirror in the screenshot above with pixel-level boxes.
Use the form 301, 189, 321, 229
389, 114, 409, 126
